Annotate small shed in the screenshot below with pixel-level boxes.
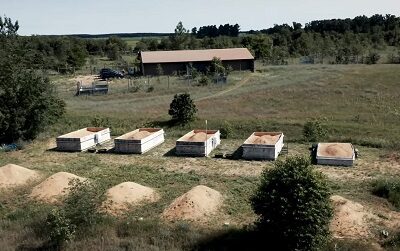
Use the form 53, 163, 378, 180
242, 132, 284, 160
114, 128, 164, 154
176, 130, 221, 157
316, 143, 355, 166
56, 127, 111, 151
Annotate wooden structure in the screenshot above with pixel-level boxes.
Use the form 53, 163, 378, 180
176, 130, 221, 157
139, 48, 255, 76
242, 132, 284, 160
316, 143, 355, 166
114, 128, 164, 154
56, 127, 111, 151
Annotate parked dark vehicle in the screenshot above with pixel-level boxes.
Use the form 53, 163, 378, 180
99, 68, 124, 79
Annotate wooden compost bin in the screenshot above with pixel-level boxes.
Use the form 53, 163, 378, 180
316, 143, 355, 166
56, 127, 111, 151
176, 130, 221, 157
242, 132, 284, 160
114, 128, 165, 154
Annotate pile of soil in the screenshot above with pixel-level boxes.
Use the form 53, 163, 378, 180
330, 195, 376, 239
162, 185, 223, 222
318, 143, 353, 158
30, 172, 86, 203
130, 131, 152, 140
104, 182, 159, 214
0, 164, 39, 188
251, 135, 280, 145
188, 132, 210, 142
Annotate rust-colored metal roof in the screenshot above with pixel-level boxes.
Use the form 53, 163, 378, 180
140, 48, 254, 64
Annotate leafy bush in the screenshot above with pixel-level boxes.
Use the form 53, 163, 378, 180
251, 155, 333, 251
303, 120, 327, 142
0, 54, 65, 144
220, 121, 233, 139
198, 75, 210, 86
45, 208, 75, 246
168, 93, 197, 125
91, 116, 110, 128
371, 178, 400, 209
63, 179, 107, 232
147, 86, 154, 92
365, 51, 381, 64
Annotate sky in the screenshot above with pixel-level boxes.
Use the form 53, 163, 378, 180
2, 0, 400, 35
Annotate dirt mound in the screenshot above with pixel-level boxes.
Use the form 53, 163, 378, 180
104, 182, 159, 214
71, 75, 98, 85
188, 132, 211, 142
0, 164, 39, 188
162, 185, 223, 222
252, 135, 280, 145
30, 172, 86, 203
130, 131, 152, 140
330, 195, 376, 239
318, 143, 353, 158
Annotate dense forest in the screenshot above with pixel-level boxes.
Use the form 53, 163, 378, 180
3, 14, 400, 73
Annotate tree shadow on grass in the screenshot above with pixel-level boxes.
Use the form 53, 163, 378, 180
195, 227, 280, 251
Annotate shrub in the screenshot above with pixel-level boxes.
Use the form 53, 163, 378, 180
365, 51, 381, 64
0, 56, 65, 144
303, 120, 327, 142
220, 121, 233, 139
168, 93, 197, 125
63, 179, 107, 232
45, 208, 75, 246
91, 116, 110, 128
251, 155, 333, 251
198, 75, 210, 86
371, 178, 400, 210
147, 86, 154, 92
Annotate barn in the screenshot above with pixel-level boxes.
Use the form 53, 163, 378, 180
139, 48, 255, 76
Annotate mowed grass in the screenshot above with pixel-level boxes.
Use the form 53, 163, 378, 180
1, 63, 400, 250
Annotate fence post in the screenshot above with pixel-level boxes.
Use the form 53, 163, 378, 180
168, 76, 170, 89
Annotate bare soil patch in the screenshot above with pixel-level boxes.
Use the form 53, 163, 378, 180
104, 182, 159, 215
30, 172, 86, 203
330, 195, 377, 239
249, 134, 280, 145
128, 131, 152, 140
70, 75, 99, 85
0, 164, 39, 188
318, 143, 353, 158
162, 185, 223, 222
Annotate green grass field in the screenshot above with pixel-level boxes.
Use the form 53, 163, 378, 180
1, 63, 400, 250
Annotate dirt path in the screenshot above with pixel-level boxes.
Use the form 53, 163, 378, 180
195, 75, 251, 102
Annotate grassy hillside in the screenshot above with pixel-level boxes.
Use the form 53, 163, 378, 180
1, 64, 400, 250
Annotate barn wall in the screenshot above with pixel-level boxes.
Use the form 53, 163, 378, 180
142, 59, 254, 76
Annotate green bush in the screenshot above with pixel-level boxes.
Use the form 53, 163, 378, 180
0, 55, 65, 144
63, 179, 107, 232
198, 75, 210, 86
371, 178, 400, 210
251, 155, 333, 251
45, 208, 75, 246
168, 93, 197, 125
303, 120, 327, 142
147, 86, 154, 92
220, 121, 233, 139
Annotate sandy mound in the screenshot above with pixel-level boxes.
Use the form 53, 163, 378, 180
104, 182, 159, 214
252, 135, 280, 145
30, 172, 86, 203
318, 143, 353, 158
188, 132, 211, 142
0, 164, 39, 188
130, 131, 152, 140
330, 195, 376, 239
162, 185, 223, 222
71, 75, 98, 85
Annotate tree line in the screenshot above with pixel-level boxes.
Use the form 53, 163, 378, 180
136, 15, 400, 65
